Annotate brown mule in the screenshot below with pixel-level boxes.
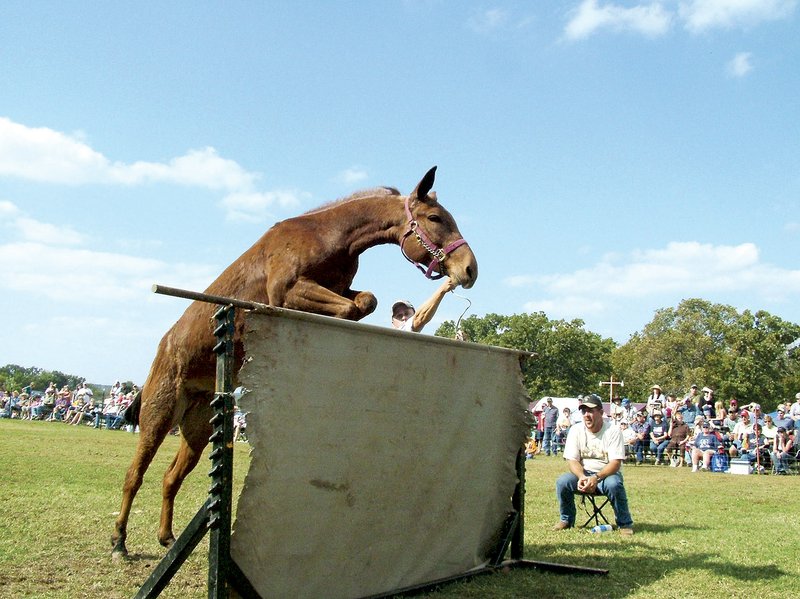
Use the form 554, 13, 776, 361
111, 166, 478, 557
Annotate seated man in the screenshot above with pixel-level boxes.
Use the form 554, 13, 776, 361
630, 411, 651, 464
620, 420, 636, 458
691, 422, 720, 471
729, 410, 754, 457
773, 407, 794, 432
554, 394, 634, 535
736, 423, 770, 471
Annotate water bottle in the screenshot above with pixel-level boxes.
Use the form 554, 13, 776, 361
590, 524, 613, 533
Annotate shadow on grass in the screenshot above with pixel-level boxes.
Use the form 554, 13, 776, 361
515, 542, 789, 597
627, 522, 702, 534
121, 552, 164, 562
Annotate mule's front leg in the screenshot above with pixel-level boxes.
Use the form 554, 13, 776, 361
282, 279, 375, 320
345, 289, 377, 319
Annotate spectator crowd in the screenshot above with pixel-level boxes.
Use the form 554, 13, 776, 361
1, 380, 138, 430
527, 385, 800, 475
1, 380, 250, 440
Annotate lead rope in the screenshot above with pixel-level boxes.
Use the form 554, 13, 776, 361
449, 290, 472, 340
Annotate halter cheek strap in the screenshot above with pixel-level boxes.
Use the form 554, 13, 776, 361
401, 197, 469, 280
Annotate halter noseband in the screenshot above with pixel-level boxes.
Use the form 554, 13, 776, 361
400, 197, 468, 280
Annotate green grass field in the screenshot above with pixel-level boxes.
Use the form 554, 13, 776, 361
0, 419, 798, 598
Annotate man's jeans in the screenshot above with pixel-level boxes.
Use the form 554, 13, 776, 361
650, 440, 670, 461
556, 471, 633, 528
633, 439, 648, 463
543, 426, 556, 455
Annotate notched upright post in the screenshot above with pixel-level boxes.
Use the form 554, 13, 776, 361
208, 305, 236, 599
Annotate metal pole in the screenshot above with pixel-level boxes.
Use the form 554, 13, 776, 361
152, 283, 269, 311
208, 305, 236, 599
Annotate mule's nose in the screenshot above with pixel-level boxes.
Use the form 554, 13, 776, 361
461, 261, 477, 289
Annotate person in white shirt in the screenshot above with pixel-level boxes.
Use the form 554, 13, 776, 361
553, 394, 634, 535
788, 393, 800, 427
390, 277, 456, 333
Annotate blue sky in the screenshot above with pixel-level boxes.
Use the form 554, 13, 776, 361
1, 1, 799, 385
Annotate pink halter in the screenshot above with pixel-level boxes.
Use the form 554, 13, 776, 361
400, 197, 468, 280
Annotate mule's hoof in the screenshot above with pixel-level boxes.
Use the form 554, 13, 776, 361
111, 549, 128, 562
355, 291, 377, 316
159, 535, 176, 549
111, 535, 128, 560
111, 546, 129, 561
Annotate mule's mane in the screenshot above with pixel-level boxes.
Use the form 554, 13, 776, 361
302, 186, 401, 215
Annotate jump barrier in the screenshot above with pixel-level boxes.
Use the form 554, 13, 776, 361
134, 285, 607, 598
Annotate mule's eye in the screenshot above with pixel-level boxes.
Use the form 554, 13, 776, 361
428, 214, 442, 223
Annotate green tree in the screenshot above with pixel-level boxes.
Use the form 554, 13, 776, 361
436, 312, 616, 400
611, 300, 800, 410
0, 364, 99, 397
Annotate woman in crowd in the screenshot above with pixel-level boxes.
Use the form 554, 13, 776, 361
553, 407, 572, 455
771, 427, 794, 474
666, 411, 690, 467
649, 411, 670, 465
761, 414, 778, 442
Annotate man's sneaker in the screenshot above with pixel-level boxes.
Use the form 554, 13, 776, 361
619, 527, 634, 536
691, 465, 698, 472
552, 521, 572, 531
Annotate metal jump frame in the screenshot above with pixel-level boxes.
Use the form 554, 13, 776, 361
133, 284, 607, 599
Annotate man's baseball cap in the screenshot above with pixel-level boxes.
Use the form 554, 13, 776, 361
579, 394, 603, 411
391, 300, 414, 315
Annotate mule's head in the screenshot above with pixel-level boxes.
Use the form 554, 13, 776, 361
403, 166, 478, 289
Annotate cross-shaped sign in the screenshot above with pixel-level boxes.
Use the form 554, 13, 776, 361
599, 375, 624, 404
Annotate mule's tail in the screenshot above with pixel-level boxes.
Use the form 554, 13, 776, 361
122, 390, 142, 426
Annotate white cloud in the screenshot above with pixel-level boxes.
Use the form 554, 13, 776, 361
0, 202, 217, 303
679, 0, 797, 33
564, 0, 673, 40
0, 202, 85, 246
467, 8, 509, 33
13, 217, 85, 246
519, 241, 800, 332
504, 274, 537, 288
0, 241, 216, 303
727, 51, 754, 77
525, 295, 607, 317
0, 117, 306, 222
0, 117, 109, 183
0, 117, 257, 190
110, 147, 259, 190
336, 167, 369, 185
221, 190, 307, 223
0, 200, 21, 217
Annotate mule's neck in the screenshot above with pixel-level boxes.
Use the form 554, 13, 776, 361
335, 193, 409, 256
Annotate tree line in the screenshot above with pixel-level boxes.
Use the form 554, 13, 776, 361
0, 364, 136, 399
435, 298, 800, 412
4, 298, 799, 412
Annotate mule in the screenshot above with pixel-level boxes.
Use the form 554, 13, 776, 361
111, 166, 478, 557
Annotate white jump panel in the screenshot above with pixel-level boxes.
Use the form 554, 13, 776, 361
230, 309, 530, 599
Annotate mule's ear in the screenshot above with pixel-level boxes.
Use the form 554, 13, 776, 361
410, 166, 437, 200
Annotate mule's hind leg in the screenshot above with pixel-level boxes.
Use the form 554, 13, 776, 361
112, 411, 174, 558
158, 401, 213, 547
